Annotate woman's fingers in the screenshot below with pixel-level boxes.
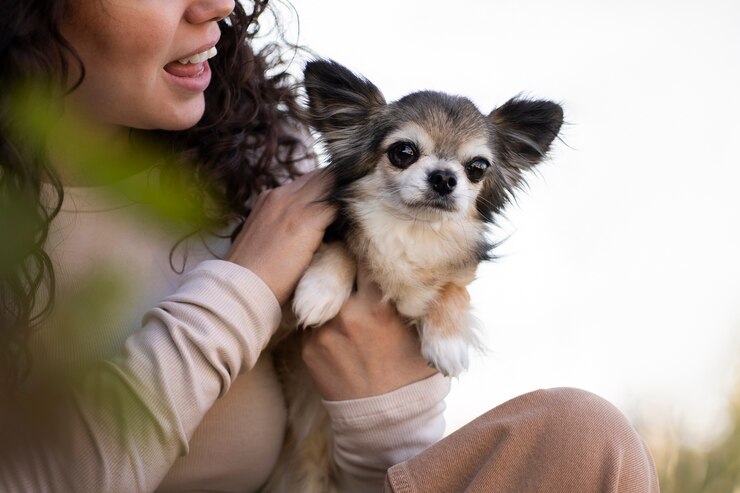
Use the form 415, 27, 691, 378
226, 168, 337, 305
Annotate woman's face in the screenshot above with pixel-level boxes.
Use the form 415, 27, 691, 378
61, 0, 235, 132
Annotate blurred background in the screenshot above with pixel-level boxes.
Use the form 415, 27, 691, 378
272, 0, 740, 490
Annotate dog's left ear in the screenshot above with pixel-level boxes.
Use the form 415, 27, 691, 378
303, 59, 386, 137
488, 98, 563, 172
476, 98, 563, 222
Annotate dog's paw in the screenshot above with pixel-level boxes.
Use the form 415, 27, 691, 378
293, 268, 352, 328
420, 333, 470, 377
293, 242, 356, 328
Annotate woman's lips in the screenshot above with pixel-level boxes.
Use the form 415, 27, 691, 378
163, 60, 212, 93
163, 43, 218, 93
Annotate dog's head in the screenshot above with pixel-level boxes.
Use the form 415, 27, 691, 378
304, 59, 563, 223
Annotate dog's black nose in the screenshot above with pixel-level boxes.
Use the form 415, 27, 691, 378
428, 170, 457, 196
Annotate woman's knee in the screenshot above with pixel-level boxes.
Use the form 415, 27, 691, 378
509, 387, 659, 491
517, 387, 640, 447
527, 387, 629, 427
387, 388, 659, 492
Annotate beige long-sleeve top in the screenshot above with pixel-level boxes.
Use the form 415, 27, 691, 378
1, 170, 450, 493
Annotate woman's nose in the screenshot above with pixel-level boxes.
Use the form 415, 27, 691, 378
185, 0, 236, 24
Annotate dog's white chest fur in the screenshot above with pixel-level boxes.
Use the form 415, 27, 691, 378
348, 199, 480, 318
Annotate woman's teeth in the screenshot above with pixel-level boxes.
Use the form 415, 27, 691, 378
178, 46, 217, 65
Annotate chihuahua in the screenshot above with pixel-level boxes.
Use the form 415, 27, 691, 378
264, 59, 563, 492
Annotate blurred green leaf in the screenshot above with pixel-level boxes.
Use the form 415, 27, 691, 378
7, 84, 214, 228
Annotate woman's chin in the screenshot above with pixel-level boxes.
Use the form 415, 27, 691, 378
152, 99, 206, 131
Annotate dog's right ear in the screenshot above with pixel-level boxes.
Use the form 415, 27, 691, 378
303, 60, 386, 136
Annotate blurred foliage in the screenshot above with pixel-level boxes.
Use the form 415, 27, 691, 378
647, 385, 740, 493
7, 84, 212, 222
1, 83, 215, 280
2, 84, 215, 450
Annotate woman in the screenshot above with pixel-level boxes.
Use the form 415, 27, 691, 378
0, 0, 659, 491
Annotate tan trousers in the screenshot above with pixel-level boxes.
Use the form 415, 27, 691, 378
384, 388, 659, 492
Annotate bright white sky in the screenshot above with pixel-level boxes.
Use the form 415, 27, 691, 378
278, 0, 740, 446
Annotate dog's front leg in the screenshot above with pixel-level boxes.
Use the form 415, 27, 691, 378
419, 282, 478, 377
293, 241, 356, 328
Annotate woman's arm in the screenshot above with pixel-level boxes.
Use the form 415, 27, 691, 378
0, 261, 280, 492
0, 169, 336, 492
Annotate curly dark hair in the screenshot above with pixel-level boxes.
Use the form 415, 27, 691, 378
0, 0, 309, 398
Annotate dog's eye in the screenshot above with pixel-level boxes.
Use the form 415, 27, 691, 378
465, 158, 490, 183
387, 141, 419, 169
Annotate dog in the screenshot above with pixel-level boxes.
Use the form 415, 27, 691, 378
263, 59, 563, 492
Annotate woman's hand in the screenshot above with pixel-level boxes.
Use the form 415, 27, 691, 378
227, 168, 336, 306
301, 264, 438, 401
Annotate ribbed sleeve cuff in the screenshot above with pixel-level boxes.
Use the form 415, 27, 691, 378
323, 373, 450, 431
322, 373, 450, 487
